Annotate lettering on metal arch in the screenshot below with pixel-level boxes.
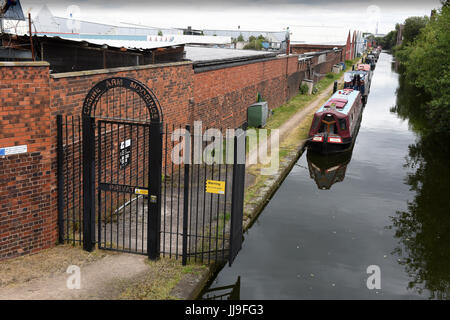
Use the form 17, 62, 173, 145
81, 77, 162, 122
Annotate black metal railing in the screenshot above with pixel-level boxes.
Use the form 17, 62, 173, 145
57, 116, 246, 265
57, 114, 84, 246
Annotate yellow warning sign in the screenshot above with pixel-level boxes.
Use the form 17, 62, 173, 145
206, 180, 226, 195
135, 188, 148, 195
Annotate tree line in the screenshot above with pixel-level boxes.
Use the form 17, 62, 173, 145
379, 1, 449, 137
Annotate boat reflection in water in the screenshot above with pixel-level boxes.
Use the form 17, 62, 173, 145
306, 148, 354, 190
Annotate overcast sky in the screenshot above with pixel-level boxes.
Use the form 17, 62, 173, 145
20, 0, 441, 42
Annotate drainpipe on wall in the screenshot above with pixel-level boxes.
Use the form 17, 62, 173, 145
28, 13, 35, 61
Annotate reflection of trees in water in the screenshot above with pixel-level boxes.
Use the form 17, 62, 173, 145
390, 73, 431, 135
390, 75, 450, 299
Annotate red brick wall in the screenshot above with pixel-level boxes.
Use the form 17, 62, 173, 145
300, 50, 343, 83
49, 62, 194, 126
0, 55, 308, 261
0, 62, 57, 260
193, 55, 301, 129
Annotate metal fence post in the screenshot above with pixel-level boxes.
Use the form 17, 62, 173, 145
56, 115, 65, 244
229, 128, 246, 266
182, 125, 191, 265
148, 122, 163, 260
82, 116, 95, 252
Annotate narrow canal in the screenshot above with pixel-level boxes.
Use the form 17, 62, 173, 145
201, 53, 450, 300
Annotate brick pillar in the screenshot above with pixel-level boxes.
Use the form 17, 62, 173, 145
0, 61, 57, 260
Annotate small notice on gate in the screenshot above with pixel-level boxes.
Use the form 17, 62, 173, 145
119, 139, 132, 169
135, 188, 148, 195
206, 180, 226, 195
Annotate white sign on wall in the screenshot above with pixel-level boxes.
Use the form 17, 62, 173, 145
0, 145, 28, 156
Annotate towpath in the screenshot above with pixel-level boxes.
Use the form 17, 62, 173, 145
247, 74, 345, 166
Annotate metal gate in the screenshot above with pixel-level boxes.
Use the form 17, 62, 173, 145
57, 77, 245, 265
81, 77, 162, 258
95, 120, 154, 255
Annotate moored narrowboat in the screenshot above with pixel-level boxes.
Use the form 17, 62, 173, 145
307, 89, 364, 154
344, 65, 372, 103
365, 54, 376, 70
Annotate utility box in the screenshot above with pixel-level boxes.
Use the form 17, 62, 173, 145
301, 79, 314, 95
332, 65, 341, 74
247, 101, 269, 128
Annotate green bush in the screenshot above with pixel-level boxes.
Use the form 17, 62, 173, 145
312, 86, 319, 95
326, 73, 334, 79
299, 84, 309, 95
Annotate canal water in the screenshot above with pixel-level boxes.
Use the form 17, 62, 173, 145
201, 53, 450, 300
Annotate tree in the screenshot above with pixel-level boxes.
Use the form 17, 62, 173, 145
244, 41, 262, 50
237, 34, 244, 42
376, 29, 397, 50
402, 16, 429, 43
395, 3, 450, 135
158, 30, 163, 36
243, 35, 268, 51
257, 34, 266, 41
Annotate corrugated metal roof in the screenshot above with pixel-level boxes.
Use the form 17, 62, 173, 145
37, 33, 230, 50
184, 46, 275, 63
57, 36, 185, 50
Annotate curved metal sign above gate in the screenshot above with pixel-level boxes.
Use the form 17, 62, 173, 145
82, 77, 163, 123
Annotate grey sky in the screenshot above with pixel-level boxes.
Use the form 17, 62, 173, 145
20, 0, 441, 41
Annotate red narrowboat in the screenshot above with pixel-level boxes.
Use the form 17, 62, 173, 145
307, 89, 363, 154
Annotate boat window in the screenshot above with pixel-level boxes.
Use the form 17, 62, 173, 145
319, 122, 326, 133
312, 116, 320, 129
319, 114, 337, 134
324, 114, 334, 122
339, 119, 347, 130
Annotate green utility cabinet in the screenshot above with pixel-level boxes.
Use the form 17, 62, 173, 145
247, 101, 269, 128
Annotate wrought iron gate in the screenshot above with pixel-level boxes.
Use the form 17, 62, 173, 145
95, 120, 154, 255
57, 76, 245, 265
